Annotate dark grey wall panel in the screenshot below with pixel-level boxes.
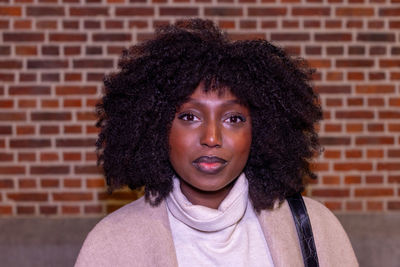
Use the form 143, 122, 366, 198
0, 215, 399, 267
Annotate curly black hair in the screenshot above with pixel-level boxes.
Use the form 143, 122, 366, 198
95, 18, 322, 211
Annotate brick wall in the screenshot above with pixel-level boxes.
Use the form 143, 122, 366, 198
0, 1, 399, 216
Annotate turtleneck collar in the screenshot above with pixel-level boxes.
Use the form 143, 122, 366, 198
165, 173, 248, 232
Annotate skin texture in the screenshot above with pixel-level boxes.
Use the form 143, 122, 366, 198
169, 84, 252, 209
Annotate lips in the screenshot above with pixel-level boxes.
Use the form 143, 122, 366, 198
192, 156, 227, 174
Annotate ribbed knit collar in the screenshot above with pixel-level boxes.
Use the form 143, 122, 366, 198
165, 173, 248, 232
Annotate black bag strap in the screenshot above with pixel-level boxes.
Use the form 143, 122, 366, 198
286, 193, 319, 267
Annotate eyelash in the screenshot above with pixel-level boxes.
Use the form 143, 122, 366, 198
177, 113, 246, 124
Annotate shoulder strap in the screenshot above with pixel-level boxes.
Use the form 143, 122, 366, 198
286, 193, 319, 267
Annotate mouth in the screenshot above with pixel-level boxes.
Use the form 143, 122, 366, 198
192, 156, 227, 174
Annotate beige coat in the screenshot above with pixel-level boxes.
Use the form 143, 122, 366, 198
75, 196, 358, 267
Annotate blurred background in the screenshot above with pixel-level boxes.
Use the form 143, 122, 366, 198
0, 0, 399, 266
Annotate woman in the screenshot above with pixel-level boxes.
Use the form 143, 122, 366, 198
76, 19, 358, 266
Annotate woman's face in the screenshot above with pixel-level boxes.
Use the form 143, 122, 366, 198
169, 84, 252, 205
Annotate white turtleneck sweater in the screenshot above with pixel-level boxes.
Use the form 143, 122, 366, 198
165, 173, 274, 267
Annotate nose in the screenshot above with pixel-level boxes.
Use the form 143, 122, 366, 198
200, 120, 222, 148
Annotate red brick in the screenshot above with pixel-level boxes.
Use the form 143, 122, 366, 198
380, 60, 400, 67
388, 175, 400, 183
17, 99, 35, 108
40, 152, 59, 161
388, 201, 400, 210
36, 20, 57, 29
336, 59, 374, 67
379, 111, 400, 119
63, 152, 81, 161
56, 138, 95, 147
334, 163, 372, 171
41, 99, 59, 108
64, 179, 81, 188
0, 60, 22, 69
355, 85, 395, 94
3, 32, 44, 42
322, 176, 340, 184
0, 126, 12, 135
367, 149, 384, 158
0, 179, 14, 188
248, 8, 286, 16
377, 163, 400, 170
55, 86, 97, 95
62, 206, 80, 214
367, 201, 383, 211
357, 33, 395, 42
204, 7, 242, 16
70, 7, 108, 16
30, 165, 69, 174
49, 33, 86, 42
345, 175, 361, 184
40, 206, 58, 215
53, 192, 92, 201
93, 33, 131, 42
356, 137, 394, 145
8, 192, 48, 201
316, 85, 351, 94
75, 165, 103, 174
160, 7, 198, 16
84, 205, 103, 214
367, 123, 384, 132
86, 178, 105, 188
336, 111, 374, 119
27, 6, 65, 16
346, 201, 362, 211
16, 125, 35, 135
326, 46, 343, 55
345, 149, 362, 158
271, 33, 309, 41
315, 33, 352, 41
115, 7, 154, 16
73, 59, 113, 68
312, 189, 350, 197
320, 137, 350, 145
0, 7, 22, 16
0, 206, 12, 215
366, 175, 383, 184
17, 206, 35, 215
31, 112, 71, 121
40, 178, 59, 187
19, 179, 36, 188
27, 60, 68, 69
229, 33, 266, 41
64, 125, 82, 134
9, 86, 50, 95
379, 8, 400, 16
355, 188, 394, 197
292, 7, 330, 16
336, 7, 374, 16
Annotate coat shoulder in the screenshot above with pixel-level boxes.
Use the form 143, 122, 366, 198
302, 197, 359, 267
75, 197, 175, 267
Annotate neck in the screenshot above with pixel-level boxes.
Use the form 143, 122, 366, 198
179, 179, 236, 209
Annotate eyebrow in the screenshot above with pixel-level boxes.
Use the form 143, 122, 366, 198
185, 98, 243, 106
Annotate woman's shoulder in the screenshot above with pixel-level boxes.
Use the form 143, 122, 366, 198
302, 196, 359, 266
75, 196, 176, 267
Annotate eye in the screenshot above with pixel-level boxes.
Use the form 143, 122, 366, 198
224, 114, 246, 124
178, 112, 200, 122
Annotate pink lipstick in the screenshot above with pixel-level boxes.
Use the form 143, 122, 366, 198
192, 156, 227, 174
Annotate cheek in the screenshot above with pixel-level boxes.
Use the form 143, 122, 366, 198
169, 124, 196, 162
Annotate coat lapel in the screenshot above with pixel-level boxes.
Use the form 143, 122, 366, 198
256, 200, 304, 267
